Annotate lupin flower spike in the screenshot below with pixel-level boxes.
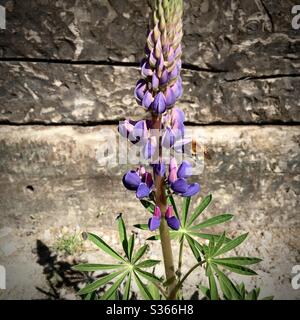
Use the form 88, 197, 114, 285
135, 0, 184, 114
148, 205, 180, 231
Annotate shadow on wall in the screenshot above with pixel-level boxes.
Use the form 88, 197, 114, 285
35, 240, 86, 300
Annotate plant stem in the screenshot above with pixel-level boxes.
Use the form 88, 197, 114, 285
169, 260, 206, 300
177, 236, 184, 279
152, 115, 176, 298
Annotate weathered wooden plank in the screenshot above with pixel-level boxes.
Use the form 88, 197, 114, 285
0, 0, 299, 76
1, 63, 299, 124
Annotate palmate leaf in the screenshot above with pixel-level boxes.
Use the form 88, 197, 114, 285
182, 196, 191, 227
78, 269, 125, 295
198, 284, 210, 299
212, 261, 257, 276
136, 260, 161, 268
187, 194, 212, 227
117, 216, 128, 258
135, 268, 161, 284
73, 264, 124, 272
128, 234, 135, 261
186, 234, 202, 262
134, 272, 154, 300
132, 244, 148, 264
214, 233, 248, 257
86, 233, 125, 262
191, 214, 233, 230
212, 257, 262, 266
100, 272, 128, 300
146, 231, 179, 241
147, 282, 161, 300
207, 265, 219, 300
123, 273, 132, 300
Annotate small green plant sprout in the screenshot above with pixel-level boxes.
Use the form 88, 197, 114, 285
73, 216, 163, 300
54, 232, 83, 256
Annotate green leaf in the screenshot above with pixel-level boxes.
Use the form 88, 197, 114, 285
213, 266, 241, 300
190, 232, 231, 243
78, 270, 124, 295
186, 235, 202, 262
215, 233, 248, 257
84, 291, 97, 300
135, 269, 161, 283
100, 272, 128, 300
212, 257, 262, 266
134, 224, 149, 230
73, 264, 124, 272
140, 200, 155, 213
86, 233, 125, 262
134, 272, 154, 300
132, 244, 148, 264
188, 194, 212, 227
182, 196, 191, 227
198, 284, 210, 299
211, 232, 226, 256
208, 267, 219, 300
167, 193, 179, 219
136, 260, 160, 269
148, 282, 160, 300
118, 216, 128, 258
191, 214, 233, 230
213, 261, 257, 276
128, 234, 135, 261
123, 273, 132, 300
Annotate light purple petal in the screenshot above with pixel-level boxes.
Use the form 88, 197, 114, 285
134, 80, 147, 104
148, 217, 161, 231
160, 69, 169, 86
142, 90, 154, 110
165, 87, 177, 108
162, 127, 175, 148
136, 183, 151, 199
123, 171, 141, 191
177, 161, 193, 179
173, 138, 192, 153
142, 62, 153, 77
152, 92, 166, 114
182, 183, 201, 197
168, 157, 178, 183
166, 216, 180, 230
153, 162, 165, 177
143, 137, 156, 159
171, 178, 188, 194
152, 72, 159, 90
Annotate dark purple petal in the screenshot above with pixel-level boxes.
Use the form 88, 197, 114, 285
177, 161, 193, 179
152, 92, 166, 114
166, 216, 180, 230
171, 178, 188, 194
123, 171, 141, 191
136, 183, 151, 199
142, 172, 153, 188
148, 217, 161, 231
182, 183, 201, 197
152, 162, 165, 177
142, 90, 154, 110
165, 87, 177, 108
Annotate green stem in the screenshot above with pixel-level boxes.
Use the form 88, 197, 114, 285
152, 115, 176, 298
169, 260, 205, 299
177, 236, 184, 278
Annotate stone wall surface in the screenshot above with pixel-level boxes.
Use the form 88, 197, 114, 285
0, 0, 299, 300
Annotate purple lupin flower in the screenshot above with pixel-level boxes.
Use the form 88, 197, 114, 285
165, 206, 180, 230
168, 158, 200, 197
134, 0, 184, 115
123, 166, 154, 199
148, 206, 162, 231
